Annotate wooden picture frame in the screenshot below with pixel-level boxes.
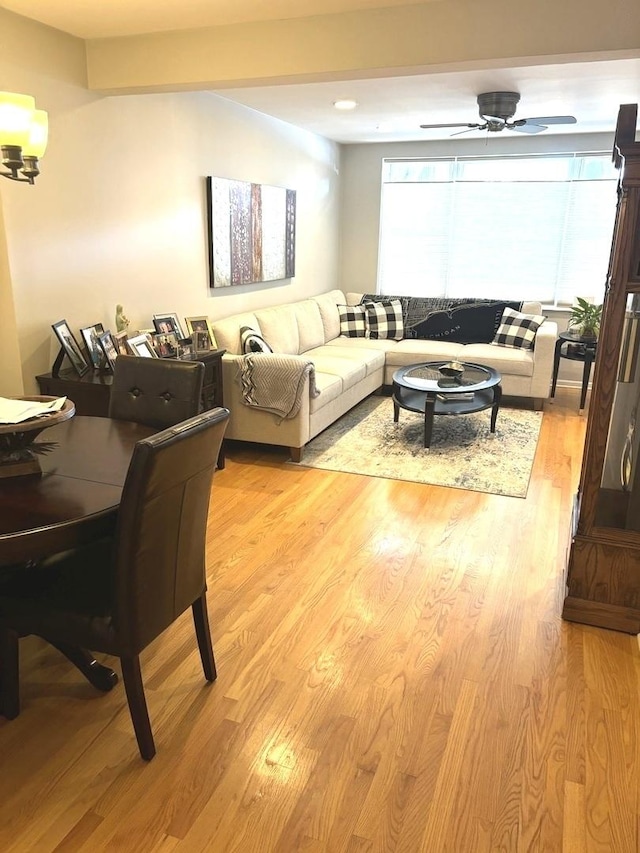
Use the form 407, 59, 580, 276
127, 333, 158, 358
97, 330, 120, 372
152, 313, 184, 339
51, 319, 90, 377
193, 330, 212, 353
112, 330, 129, 356
184, 316, 216, 350
80, 323, 105, 370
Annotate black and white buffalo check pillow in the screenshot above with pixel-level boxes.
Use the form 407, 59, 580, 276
491, 307, 545, 350
338, 304, 368, 337
363, 299, 404, 340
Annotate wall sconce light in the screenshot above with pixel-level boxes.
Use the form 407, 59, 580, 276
0, 92, 48, 185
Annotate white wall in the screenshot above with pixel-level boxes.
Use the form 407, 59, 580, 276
0, 9, 341, 394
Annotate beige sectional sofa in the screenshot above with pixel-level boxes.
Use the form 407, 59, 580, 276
212, 289, 557, 460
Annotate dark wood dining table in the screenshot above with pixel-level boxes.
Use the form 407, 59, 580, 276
0, 415, 156, 696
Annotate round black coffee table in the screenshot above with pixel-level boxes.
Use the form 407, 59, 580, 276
392, 361, 502, 448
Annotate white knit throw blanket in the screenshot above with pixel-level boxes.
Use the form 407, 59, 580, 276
238, 353, 320, 421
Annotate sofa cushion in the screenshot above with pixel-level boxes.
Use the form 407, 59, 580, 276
214, 312, 261, 355
254, 304, 300, 354
363, 299, 404, 340
240, 326, 273, 354
462, 343, 533, 377
312, 290, 345, 342
309, 372, 344, 411
293, 300, 325, 353
326, 337, 399, 353
492, 307, 545, 350
386, 339, 464, 367
308, 354, 367, 391
306, 344, 385, 377
338, 304, 367, 337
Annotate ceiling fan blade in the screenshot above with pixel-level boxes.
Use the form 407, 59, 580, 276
521, 115, 577, 126
419, 122, 482, 130
450, 125, 487, 136
511, 123, 546, 134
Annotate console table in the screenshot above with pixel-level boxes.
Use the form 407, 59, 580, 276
36, 348, 226, 467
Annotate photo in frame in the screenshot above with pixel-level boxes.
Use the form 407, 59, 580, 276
153, 332, 178, 358
185, 316, 216, 350
153, 314, 184, 339
206, 176, 296, 288
97, 330, 120, 372
127, 333, 158, 358
51, 320, 90, 377
192, 330, 211, 353
112, 330, 129, 356
80, 323, 105, 370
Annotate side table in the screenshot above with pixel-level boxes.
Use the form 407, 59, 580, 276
36, 348, 227, 467
550, 331, 597, 410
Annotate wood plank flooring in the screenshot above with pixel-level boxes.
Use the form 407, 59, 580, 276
1, 387, 639, 852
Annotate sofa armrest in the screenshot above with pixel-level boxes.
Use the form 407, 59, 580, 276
530, 319, 558, 398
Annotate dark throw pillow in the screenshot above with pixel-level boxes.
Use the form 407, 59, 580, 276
240, 326, 273, 354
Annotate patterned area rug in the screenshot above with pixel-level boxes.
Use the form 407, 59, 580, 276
292, 395, 543, 498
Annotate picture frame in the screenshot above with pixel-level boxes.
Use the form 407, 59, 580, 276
193, 330, 212, 353
152, 332, 178, 358
127, 333, 158, 359
184, 316, 216, 350
97, 330, 120, 373
80, 323, 105, 370
153, 313, 184, 339
112, 330, 129, 356
51, 319, 90, 377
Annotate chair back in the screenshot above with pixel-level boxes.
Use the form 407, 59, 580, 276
112, 407, 229, 654
108, 355, 204, 429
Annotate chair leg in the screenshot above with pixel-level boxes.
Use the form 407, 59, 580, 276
192, 593, 217, 682
120, 656, 156, 761
0, 623, 20, 719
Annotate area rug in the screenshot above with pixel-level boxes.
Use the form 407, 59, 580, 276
291, 395, 543, 497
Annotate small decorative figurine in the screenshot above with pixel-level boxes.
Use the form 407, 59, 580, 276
115, 304, 130, 333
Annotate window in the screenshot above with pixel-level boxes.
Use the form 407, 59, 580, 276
378, 153, 618, 306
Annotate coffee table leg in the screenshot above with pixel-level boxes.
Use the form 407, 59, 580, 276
490, 385, 502, 433
393, 399, 399, 423
424, 394, 436, 448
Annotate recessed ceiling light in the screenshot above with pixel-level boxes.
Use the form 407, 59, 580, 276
333, 99, 358, 111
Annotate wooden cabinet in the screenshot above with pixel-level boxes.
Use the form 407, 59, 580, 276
37, 348, 227, 467
562, 104, 640, 632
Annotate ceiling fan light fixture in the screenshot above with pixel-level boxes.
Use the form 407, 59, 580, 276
333, 99, 358, 111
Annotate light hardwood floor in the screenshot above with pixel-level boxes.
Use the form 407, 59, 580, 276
1, 387, 639, 852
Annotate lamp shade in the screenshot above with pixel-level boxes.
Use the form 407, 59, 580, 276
0, 92, 36, 148
22, 110, 48, 158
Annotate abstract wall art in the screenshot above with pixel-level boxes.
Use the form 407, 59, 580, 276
206, 176, 296, 288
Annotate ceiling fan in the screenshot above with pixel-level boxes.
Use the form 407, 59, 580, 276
419, 91, 577, 135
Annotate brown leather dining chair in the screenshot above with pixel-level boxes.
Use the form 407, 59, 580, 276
0, 406, 229, 760
108, 354, 204, 428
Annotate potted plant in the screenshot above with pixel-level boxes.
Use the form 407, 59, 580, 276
568, 297, 603, 341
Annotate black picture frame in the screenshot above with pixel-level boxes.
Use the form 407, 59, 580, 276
51, 319, 90, 377
97, 330, 119, 373
80, 323, 105, 370
153, 313, 184, 339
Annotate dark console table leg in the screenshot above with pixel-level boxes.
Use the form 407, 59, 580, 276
424, 394, 436, 448
48, 641, 119, 692
490, 385, 502, 432
550, 338, 563, 398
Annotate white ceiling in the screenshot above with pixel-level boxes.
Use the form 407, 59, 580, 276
4, 0, 639, 144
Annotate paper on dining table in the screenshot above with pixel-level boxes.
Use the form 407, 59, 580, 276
0, 396, 67, 424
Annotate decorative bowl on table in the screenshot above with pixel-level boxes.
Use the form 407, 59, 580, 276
439, 361, 465, 380
0, 396, 75, 478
